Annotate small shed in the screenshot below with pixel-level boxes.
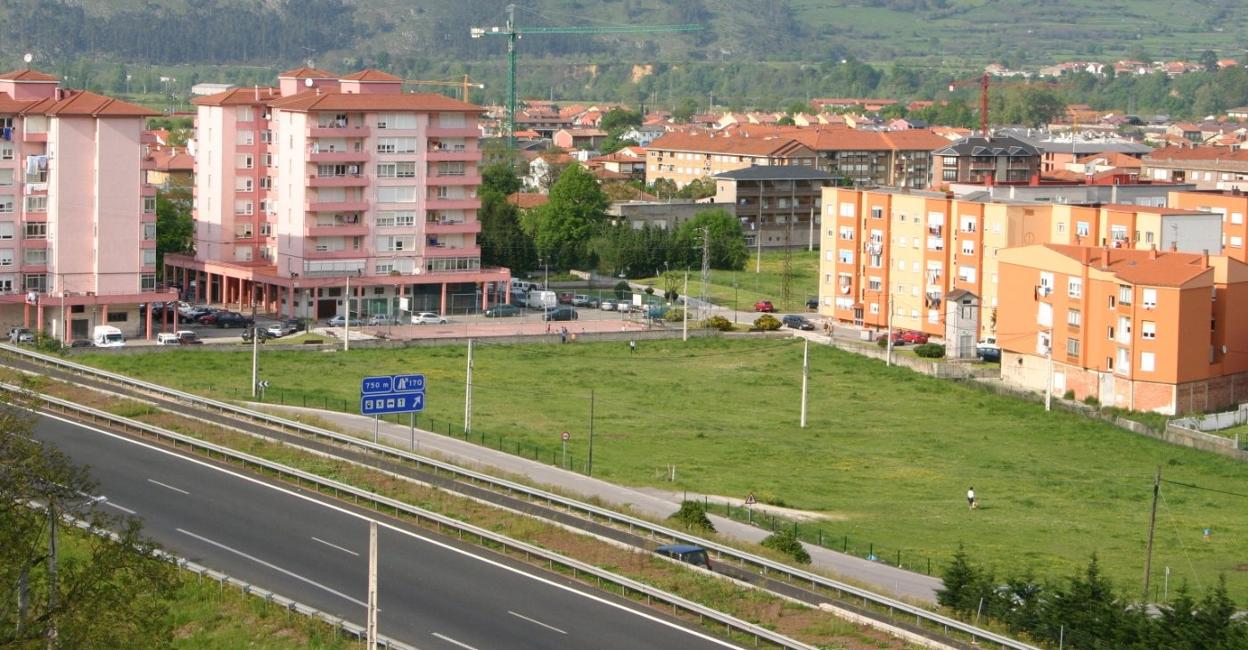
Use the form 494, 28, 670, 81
944, 289, 980, 359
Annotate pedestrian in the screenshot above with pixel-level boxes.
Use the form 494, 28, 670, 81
967, 486, 976, 510
546, 322, 551, 335
560, 327, 567, 344
629, 340, 637, 353
1204, 527, 1212, 542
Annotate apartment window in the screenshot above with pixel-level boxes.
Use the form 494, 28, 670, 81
23, 222, 45, 239
236, 130, 255, 146
260, 176, 272, 190
24, 196, 46, 213
234, 200, 254, 215
839, 226, 854, 240
0, 144, 12, 160
142, 249, 157, 266
1141, 288, 1157, 309
1067, 308, 1081, 327
0, 169, 11, 186
1066, 338, 1080, 357
1068, 277, 1082, 299
1076, 221, 1089, 237
235, 177, 254, 192
260, 130, 272, 144
838, 202, 855, 218
437, 162, 466, 177
1111, 225, 1128, 242
1232, 236, 1243, 249
1141, 320, 1156, 340
377, 162, 417, 178
375, 211, 416, 227
958, 266, 976, 283
376, 137, 418, 154
870, 207, 883, 219
376, 113, 418, 130
1234, 212, 1245, 225
0, 222, 12, 240
0, 249, 11, 266
1118, 285, 1132, 305
1118, 316, 1132, 343
376, 235, 416, 252
237, 106, 255, 121
870, 303, 880, 314
1057, 222, 1066, 233
264, 153, 274, 168
23, 273, 45, 292
1140, 351, 1155, 372
23, 248, 46, 265
897, 259, 906, 271
960, 215, 976, 232
259, 223, 272, 236
141, 273, 157, 291
236, 154, 254, 169
1037, 301, 1053, 327
235, 247, 253, 262
961, 240, 975, 255
838, 249, 853, 264
0, 277, 11, 292
377, 186, 417, 203
235, 223, 253, 238
143, 223, 157, 241
0, 195, 13, 213
141, 197, 156, 214
868, 277, 882, 291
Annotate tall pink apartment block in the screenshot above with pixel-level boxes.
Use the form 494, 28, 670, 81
0, 69, 176, 341
165, 67, 508, 321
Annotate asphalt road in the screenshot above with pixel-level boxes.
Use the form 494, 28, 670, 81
34, 414, 742, 650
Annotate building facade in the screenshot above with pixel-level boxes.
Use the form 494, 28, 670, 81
645, 131, 816, 189
931, 136, 1042, 186
0, 69, 176, 341
167, 67, 509, 321
714, 166, 833, 251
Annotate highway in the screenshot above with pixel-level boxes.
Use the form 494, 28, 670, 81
34, 414, 742, 650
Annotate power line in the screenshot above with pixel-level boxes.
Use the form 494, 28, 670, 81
1160, 479, 1248, 499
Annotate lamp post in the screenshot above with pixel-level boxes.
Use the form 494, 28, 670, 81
250, 285, 260, 399
60, 291, 69, 343
344, 270, 361, 352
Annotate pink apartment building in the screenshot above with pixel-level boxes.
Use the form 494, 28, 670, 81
0, 69, 176, 341
165, 67, 508, 321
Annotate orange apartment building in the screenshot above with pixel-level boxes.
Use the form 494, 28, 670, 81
996, 245, 1248, 414
1168, 189, 1248, 259
645, 131, 816, 189
818, 188, 1225, 344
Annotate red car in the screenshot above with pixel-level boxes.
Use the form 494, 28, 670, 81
557, 292, 574, 304
900, 330, 930, 345
753, 300, 775, 312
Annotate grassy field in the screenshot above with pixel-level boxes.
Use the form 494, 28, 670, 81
634, 250, 820, 315
79, 338, 1248, 603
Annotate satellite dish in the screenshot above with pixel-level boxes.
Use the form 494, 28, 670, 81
305, 78, 314, 88
23, 53, 33, 64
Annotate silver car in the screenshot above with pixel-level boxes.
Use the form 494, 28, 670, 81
412, 312, 447, 325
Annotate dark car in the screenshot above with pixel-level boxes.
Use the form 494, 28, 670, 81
781, 315, 816, 331
69, 339, 94, 348
753, 300, 775, 313
241, 326, 275, 342
542, 306, 578, 322
193, 309, 226, 324
212, 312, 253, 328
806, 297, 819, 310
655, 544, 712, 571
877, 331, 907, 346
557, 292, 574, 305
484, 303, 522, 318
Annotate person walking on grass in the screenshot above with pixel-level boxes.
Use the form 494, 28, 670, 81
967, 486, 976, 510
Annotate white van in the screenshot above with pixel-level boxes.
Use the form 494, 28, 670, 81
526, 290, 557, 310
92, 325, 126, 348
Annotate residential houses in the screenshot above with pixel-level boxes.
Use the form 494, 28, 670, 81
165, 67, 509, 322
645, 131, 816, 189
931, 136, 1042, 186
1141, 146, 1248, 189
713, 166, 835, 251
0, 69, 177, 340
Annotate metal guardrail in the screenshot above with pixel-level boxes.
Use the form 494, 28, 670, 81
0, 344, 1036, 650
11, 383, 816, 650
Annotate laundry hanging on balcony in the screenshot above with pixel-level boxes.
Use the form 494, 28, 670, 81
25, 155, 47, 176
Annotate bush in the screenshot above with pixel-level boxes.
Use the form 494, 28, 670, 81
876, 335, 888, 348
702, 315, 733, 331
644, 285, 655, 295
753, 314, 781, 331
760, 529, 811, 564
663, 307, 686, 323
1063, 389, 1076, 400
914, 343, 945, 358
1083, 395, 1100, 407
35, 333, 63, 355
613, 280, 630, 299
668, 500, 715, 533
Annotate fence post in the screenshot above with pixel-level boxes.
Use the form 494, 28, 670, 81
844, 535, 848, 552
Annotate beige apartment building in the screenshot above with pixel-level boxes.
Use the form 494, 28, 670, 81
645, 131, 816, 189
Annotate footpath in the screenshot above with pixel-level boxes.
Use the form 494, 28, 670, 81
256, 403, 942, 604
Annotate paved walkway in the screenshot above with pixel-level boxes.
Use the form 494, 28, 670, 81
256, 403, 942, 603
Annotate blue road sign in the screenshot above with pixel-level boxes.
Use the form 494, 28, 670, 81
391, 374, 425, 392
361, 392, 425, 416
361, 376, 394, 395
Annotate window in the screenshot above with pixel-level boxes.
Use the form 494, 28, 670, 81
1068, 277, 1082, 298
438, 162, 466, 177
0, 249, 11, 266
1037, 301, 1053, 327
236, 130, 254, 146
1066, 338, 1080, 357
1231, 236, 1243, 248
236, 154, 254, 169
1140, 351, 1155, 372
143, 197, 156, 214
960, 215, 976, 232
377, 161, 417, 178
1117, 316, 1132, 343
0, 195, 13, 213
24, 196, 46, 213
958, 266, 976, 283
141, 274, 157, 291
376, 186, 417, 203
0, 222, 13, 240
838, 249, 853, 264
22, 248, 45, 265
1234, 212, 1244, 225
235, 223, 253, 238
1141, 320, 1156, 340
1118, 285, 1132, 305
142, 249, 157, 266
376, 137, 418, 154
0, 144, 12, 160
961, 240, 974, 255
1141, 288, 1157, 309
234, 200, 254, 215
260, 223, 272, 236
376, 113, 418, 129
868, 277, 882, 291
839, 202, 856, 217
23, 222, 45, 239
143, 223, 157, 241
0, 169, 11, 186
839, 226, 854, 240
260, 176, 272, 189
0, 277, 11, 293
1076, 221, 1089, 237
22, 273, 45, 292
237, 106, 255, 121
1057, 222, 1066, 233
1067, 309, 1081, 327
375, 211, 416, 227
376, 235, 417, 252
235, 177, 254, 192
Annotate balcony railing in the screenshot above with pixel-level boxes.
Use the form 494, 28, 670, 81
308, 174, 369, 188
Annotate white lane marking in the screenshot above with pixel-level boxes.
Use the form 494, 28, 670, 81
103, 500, 137, 515
432, 632, 479, 649
177, 528, 368, 608
312, 536, 359, 557
508, 610, 567, 634
78, 491, 105, 502
147, 478, 189, 495
39, 413, 744, 649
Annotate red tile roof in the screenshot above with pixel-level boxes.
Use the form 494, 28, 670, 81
648, 131, 812, 157
0, 69, 59, 82
730, 125, 949, 152
278, 67, 338, 79
267, 90, 481, 113
1144, 145, 1248, 162
1044, 244, 1210, 287
341, 69, 402, 82
507, 192, 549, 209
192, 86, 280, 107
43, 90, 159, 117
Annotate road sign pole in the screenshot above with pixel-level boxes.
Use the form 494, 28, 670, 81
373, 415, 379, 444
587, 390, 595, 476
410, 412, 415, 451
366, 519, 378, 650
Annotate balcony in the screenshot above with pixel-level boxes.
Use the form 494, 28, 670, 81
427, 173, 482, 187
309, 150, 369, 163
427, 148, 481, 162
308, 223, 370, 237
307, 200, 369, 213
308, 174, 369, 188
426, 126, 479, 138
309, 124, 370, 138
24, 132, 47, 143
424, 245, 481, 258
306, 248, 366, 260
425, 220, 481, 235
426, 197, 481, 211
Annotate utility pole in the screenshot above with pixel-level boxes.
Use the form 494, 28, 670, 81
800, 338, 810, 428
251, 290, 260, 399
47, 498, 58, 650
464, 339, 474, 435
782, 196, 794, 310
1142, 466, 1161, 602
367, 520, 378, 650
886, 294, 894, 366
682, 269, 689, 342
587, 389, 595, 476
699, 226, 710, 321
344, 273, 352, 353
1045, 330, 1054, 412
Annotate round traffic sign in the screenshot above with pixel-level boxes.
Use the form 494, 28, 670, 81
561, 431, 570, 441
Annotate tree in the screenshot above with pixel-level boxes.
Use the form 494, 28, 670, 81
673, 97, 700, 123
776, 115, 796, 126
937, 545, 982, 614
155, 190, 193, 276
599, 107, 642, 134
676, 176, 716, 200
1200, 50, 1220, 73
531, 165, 609, 269
481, 161, 522, 196
599, 133, 638, 155
673, 209, 748, 270
648, 178, 678, 200
0, 393, 178, 645
1037, 555, 1126, 648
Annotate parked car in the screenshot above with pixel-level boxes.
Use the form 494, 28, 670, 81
241, 326, 274, 342
571, 294, 597, 307
327, 314, 362, 327
557, 292, 574, 305
781, 315, 816, 331
654, 544, 712, 571
176, 330, 203, 345
977, 337, 1001, 362
194, 309, 228, 324
367, 314, 397, 326
754, 300, 775, 313
542, 307, 578, 322
69, 339, 93, 348
877, 331, 907, 346
599, 299, 617, 311
806, 297, 819, 311
267, 320, 301, 337
412, 312, 447, 325
179, 305, 214, 321
484, 303, 522, 318
212, 312, 253, 328
900, 330, 930, 345
156, 332, 180, 345
7, 327, 34, 343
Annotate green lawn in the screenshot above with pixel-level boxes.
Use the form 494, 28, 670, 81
78, 338, 1248, 603
634, 250, 820, 314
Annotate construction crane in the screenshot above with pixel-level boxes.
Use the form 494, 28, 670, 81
471, 4, 701, 150
404, 75, 485, 103
948, 73, 992, 136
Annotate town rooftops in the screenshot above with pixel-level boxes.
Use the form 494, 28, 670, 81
191, 86, 280, 107
1143, 145, 1248, 162
266, 90, 481, 113
712, 165, 836, 182
0, 69, 59, 82
340, 69, 402, 82
1042, 244, 1211, 287
44, 90, 159, 117
648, 131, 812, 157
933, 136, 1040, 157
278, 66, 338, 79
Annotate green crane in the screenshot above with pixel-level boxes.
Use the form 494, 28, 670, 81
471, 4, 701, 151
